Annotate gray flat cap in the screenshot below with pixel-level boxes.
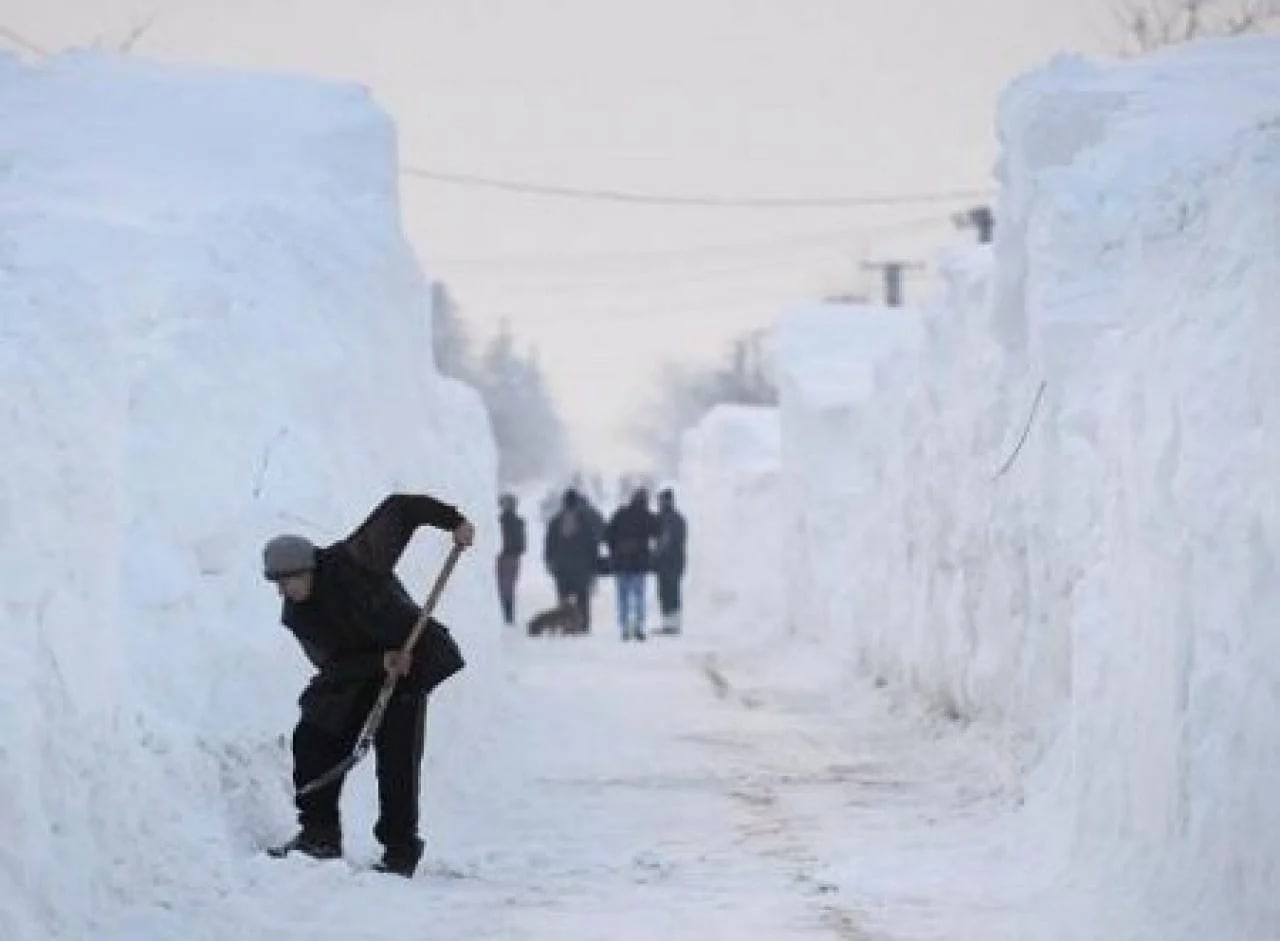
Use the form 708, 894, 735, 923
263, 534, 316, 580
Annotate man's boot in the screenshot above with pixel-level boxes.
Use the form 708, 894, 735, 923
267, 827, 342, 860
372, 843, 422, 878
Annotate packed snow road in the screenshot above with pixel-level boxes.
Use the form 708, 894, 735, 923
106, 603, 1060, 941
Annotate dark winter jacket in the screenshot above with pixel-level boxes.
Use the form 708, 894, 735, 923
281, 494, 466, 732
544, 506, 599, 584
581, 501, 606, 545
605, 501, 658, 574
653, 507, 687, 575
498, 509, 526, 558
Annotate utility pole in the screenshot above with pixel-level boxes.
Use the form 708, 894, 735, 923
861, 260, 924, 307
952, 205, 995, 244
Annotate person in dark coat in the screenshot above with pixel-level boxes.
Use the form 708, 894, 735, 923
578, 494, 607, 596
262, 493, 474, 877
605, 488, 658, 642
543, 488, 598, 631
495, 493, 525, 625
653, 488, 688, 634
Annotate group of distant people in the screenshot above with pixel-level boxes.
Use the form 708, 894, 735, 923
496, 485, 687, 641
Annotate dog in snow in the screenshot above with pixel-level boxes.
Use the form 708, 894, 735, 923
527, 595, 585, 636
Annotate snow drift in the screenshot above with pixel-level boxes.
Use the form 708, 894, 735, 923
0, 53, 499, 939
757, 37, 1280, 937
1003, 40, 1280, 936
678, 404, 784, 648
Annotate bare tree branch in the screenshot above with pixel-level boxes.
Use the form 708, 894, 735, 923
118, 15, 158, 54
1, 11, 162, 59
1184, 0, 1206, 42
1114, 0, 1280, 52
0, 25, 49, 57
1223, 0, 1280, 31
629, 331, 777, 473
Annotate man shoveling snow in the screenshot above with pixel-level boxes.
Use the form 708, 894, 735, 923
261, 494, 474, 877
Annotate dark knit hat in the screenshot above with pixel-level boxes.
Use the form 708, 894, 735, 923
263, 534, 316, 580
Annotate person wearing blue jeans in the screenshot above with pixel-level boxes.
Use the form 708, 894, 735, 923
605, 488, 658, 642
615, 572, 646, 640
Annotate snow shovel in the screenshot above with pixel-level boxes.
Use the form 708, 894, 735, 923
296, 543, 465, 797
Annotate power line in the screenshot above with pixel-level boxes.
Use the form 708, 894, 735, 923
441, 237, 884, 288
455, 253, 836, 301
433, 215, 947, 270
401, 165, 993, 210
443, 219, 951, 302
477, 296, 785, 325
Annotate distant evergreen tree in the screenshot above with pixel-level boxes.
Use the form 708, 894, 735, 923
430, 283, 477, 383
477, 321, 569, 486
431, 286, 568, 486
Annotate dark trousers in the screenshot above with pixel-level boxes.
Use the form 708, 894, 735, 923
553, 572, 592, 631
657, 567, 682, 617
292, 680, 428, 864
496, 554, 520, 624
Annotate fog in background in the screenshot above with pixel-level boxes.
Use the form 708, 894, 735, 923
1, 0, 1126, 476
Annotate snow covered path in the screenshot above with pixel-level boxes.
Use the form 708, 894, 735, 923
107, 603, 1061, 941
423, 635, 869, 939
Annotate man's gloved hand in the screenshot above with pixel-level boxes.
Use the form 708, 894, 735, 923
453, 519, 475, 548
383, 650, 412, 678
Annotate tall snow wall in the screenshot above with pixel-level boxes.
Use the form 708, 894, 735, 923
772, 38, 1280, 935
1005, 40, 1280, 934
0, 54, 499, 939
678, 404, 784, 648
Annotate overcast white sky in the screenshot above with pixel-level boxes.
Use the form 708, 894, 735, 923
1, 0, 1114, 473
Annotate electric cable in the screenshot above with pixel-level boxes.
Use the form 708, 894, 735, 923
402, 165, 993, 210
